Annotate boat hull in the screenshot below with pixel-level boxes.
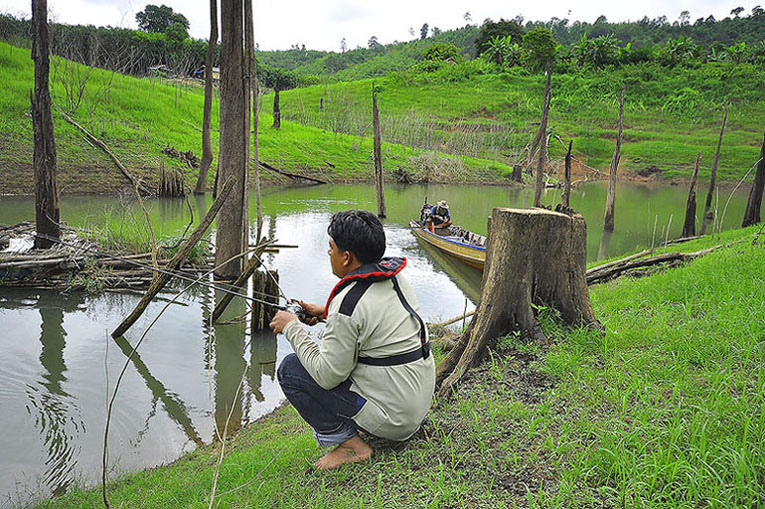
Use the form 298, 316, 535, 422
409, 221, 486, 271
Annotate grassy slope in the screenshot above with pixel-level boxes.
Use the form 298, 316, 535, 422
0, 42, 511, 195
274, 63, 765, 182
32, 225, 765, 508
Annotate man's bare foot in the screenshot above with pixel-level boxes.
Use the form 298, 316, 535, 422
315, 435, 373, 470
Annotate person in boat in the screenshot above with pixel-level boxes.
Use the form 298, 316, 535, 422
269, 210, 435, 470
426, 200, 452, 230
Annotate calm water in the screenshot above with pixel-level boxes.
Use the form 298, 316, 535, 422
0, 182, 749, 505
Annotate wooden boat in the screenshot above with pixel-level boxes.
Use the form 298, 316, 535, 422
409, 204, 486, 270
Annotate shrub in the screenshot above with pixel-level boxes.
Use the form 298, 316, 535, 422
422, 42, 460, 62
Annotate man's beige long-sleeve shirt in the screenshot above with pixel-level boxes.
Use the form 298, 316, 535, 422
283, 274, 435, 440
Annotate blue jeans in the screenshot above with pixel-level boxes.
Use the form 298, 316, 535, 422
277, 353, 366, 446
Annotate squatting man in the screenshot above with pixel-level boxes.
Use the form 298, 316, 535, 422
269, 210, 435, 469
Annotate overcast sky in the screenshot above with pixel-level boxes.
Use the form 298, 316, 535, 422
1, 0, 760, 51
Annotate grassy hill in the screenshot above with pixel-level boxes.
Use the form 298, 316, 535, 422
271, 60, 765, 182
0, 41, 510, 195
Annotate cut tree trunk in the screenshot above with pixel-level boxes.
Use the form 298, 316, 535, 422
562, 140, 573, 208
244, 0, 263, 240
701, 110, 727, 235
742, 132, 765, 227
603, 85, 625, 232
194, 0, 218, 195
682, 152, 702, 237
215, 0, 249, 280
436, 207, 600, 397
31, 0, 60, 250
272, 88, 281, 129
372, 82, 386, 218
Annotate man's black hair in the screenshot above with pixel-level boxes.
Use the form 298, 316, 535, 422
328, 210, 386, 264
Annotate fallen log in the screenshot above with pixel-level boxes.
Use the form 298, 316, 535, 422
111, 177, 236, 338
586, 245, 721, 285
255, 159, 327, 185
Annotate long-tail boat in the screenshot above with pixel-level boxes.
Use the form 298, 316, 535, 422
409, 203, 486, 271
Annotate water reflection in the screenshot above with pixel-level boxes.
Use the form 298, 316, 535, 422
212, 291, 246, 439
26, 292, 86, 497
112, 336, 204, 447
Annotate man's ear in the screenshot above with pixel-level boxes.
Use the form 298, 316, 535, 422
343, 250, 356, 267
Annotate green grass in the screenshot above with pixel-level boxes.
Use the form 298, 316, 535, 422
274, 63, 765, 182
0, 41, 512, 195
30, 224, 765, 508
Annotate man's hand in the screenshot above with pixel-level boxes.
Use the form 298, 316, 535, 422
269, 310, 298, 334
299, 300, 324, 325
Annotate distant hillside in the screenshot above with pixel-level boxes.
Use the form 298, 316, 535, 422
0, 42, 511, 195
269, 60, 765, 182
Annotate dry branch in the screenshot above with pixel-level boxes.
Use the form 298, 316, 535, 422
111, 176, 236, 338
57, 106, 150, 194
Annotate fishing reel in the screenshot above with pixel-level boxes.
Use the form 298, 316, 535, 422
283, 300, 313, 323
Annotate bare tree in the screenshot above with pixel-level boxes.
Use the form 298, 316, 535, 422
215, 0, 250, 279
244, 0, 263, 240
194, 0, 218, 194
372, 82, 386, 218
603, 85, 625, 232
742, 132, 765, 227
31, 0, 60, 249
701, 110, 727, 235
682, 152, 702, 237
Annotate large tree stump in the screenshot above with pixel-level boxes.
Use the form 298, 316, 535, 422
437, 207, 600, 398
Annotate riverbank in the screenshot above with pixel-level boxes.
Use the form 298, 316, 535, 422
28, 224, 765, 508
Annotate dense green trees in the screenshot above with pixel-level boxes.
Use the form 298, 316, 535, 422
135, 4, 189, 34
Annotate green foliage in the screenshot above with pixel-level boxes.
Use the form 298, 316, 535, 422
422, 42, 460, 62
521, 27, 557, 71
135, 4, 189, 33
480, 36, 521, 67
475, 18, 524, 56
258, 64, 299, 91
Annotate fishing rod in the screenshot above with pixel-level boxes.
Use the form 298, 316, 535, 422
25, 231, 310, 318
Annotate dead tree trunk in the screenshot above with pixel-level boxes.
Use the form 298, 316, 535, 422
681, 152, 702, 237
436, 208, 600, 397
272, 88, 281, 129
562, 140, 573, 208
194, 0, 218, 195
701, 110, 727, 235
742, 132, 765, 227
372, 82, 386, 218
603, 85, 625, 232
510, 164, 523, 183
31, 0, 60, 249
215, 0, 249, 280
244, 0, 263, 241
527, 69, 552, 176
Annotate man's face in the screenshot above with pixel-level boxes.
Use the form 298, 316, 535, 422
328, 238, 347, 278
